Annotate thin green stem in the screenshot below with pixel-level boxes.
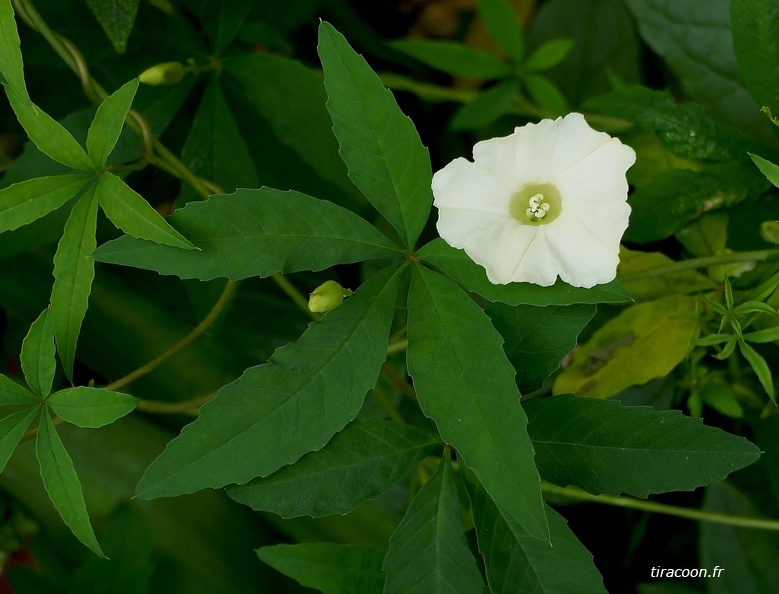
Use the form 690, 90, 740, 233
620, 250, 779, 284
136, 392, 216, 415
378, 72, 633, 132
104, 281, 239, 392
542, 482, 779, 531
386, 338, 408, 356
273, 274, 318, 320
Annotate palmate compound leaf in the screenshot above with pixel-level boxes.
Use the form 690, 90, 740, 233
86, 78, 139, 170
476, 0, 525, 63
0, 174, 94, 234
525, 394, 761, 497
21, 307, 56, 398
51, 184, 100, 381
0, 407, 38, 474
227, 419, 441, 518
383, 456, 485, 594
95, 172, 195, 250
92, 187, 402, 281
47, 387, 138, 428
318, 21, 433, 249
4, 86, 94, 171
418, 238, 629, 306
135, 265, 403, 499
407, 264, 549, 541
257, 544, 385, 594
463, 470, 606, 594
0, 374, 39, 406
35, 410, 105, 557
0, 0, 30, 104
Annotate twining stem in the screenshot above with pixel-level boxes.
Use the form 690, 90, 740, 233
104, 281, 239, 392
619, 250, 779, 284
378, 73, 633, 132
136, 392, 216, 415
541, 482, 779, 531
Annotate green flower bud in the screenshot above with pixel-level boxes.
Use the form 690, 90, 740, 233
760, 220, 779, 244
139, 62, 187, 86
308, 280, 352, 314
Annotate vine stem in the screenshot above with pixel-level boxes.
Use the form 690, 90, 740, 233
104, 281, 239, 392
619, 250, 779, 283
541, 482, 779, 531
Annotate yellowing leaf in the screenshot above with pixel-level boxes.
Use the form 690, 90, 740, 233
554, 295, 699, 398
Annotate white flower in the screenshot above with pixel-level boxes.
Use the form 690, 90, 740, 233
431, 113, 636, 288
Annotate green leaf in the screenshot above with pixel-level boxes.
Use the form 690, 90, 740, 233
696, 334, 733, 346
318, 21, 432, 249
0, 173, 93, 234
526, 394, 760, 497
730, 0, 779, 118
617, 247, 715, 302
418, 238, 630, 306
35, 411, 105, 557
465, 472, 606, 594
5, 88, 94, 171
223, 52, 350, 193
389, 40, 512, 79
135, 265, 402, 499
625, 164, 768, 243
699, 482, 779, 594
47, 387, 137, 428
86, 79, 139, 170
51, 185, 100, 380
383, 456, 485, 594
476, 0, 524, 62
737, 341, 775, 402
198, 0, 252, 55
85, 0, 141, 53
451, 78, 520, 131
96, 172, 195, 249
731, 301, 776, 315
227, 419, 440, 518
257, 544, 385, 594
749, 153, 779, 188
743, 326, 779, 343
0, 0, 30, 103
524, 38, 574, 71
0, 408, 38, 474
522, 73, 568, 115
623, 0, 768, 140
586, 86, 757, 162
407, 265, 548, 540
0, 374, 38, 405
21, 307, 56, 398
488, 302, 596, 393
179, 77, 258, 199
554, 295, 699, 398
93, 187, 400, 281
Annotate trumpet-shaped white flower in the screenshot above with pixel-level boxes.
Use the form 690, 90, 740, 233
432, 113, 636, 288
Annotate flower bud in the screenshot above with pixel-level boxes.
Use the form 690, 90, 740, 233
139, 62, 187, 86
308, 280, 352, 314
760, 220, 779, 244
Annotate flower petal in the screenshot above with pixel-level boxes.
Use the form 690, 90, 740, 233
432, 157, 514, 218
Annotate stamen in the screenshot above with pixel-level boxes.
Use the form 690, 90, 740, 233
526, 193, 552, 222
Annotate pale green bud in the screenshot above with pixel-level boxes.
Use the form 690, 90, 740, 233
308, 280, 352, 313
760, 220, 779, 244
139, 62, 187, 86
